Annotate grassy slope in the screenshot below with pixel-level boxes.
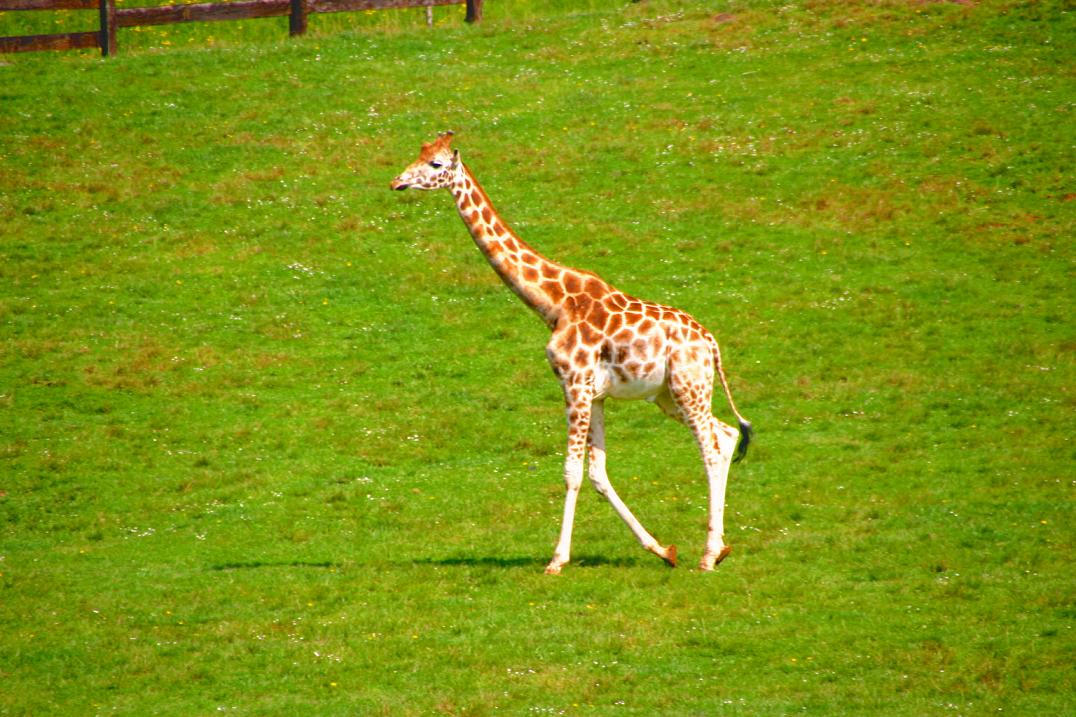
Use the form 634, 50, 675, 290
1, 1, 1073, 715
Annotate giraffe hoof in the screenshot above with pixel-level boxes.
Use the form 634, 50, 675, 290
661, 544, 678, 568
544, 562, 564, 576
699, 545, 732, 571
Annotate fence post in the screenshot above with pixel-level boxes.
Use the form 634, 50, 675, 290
465, 0, 481, 23
99, 0, 116, 56
289, 0, 307, 36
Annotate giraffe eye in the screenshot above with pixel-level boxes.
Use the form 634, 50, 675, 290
429, 161, 443, 169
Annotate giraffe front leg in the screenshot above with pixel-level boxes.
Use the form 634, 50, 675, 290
546, 383, 592, 575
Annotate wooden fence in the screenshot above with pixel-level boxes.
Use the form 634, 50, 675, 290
0, 0, 482, 55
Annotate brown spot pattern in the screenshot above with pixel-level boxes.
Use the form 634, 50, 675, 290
586, 302, 608, 328
578, 322, 601, 345
561, 325, 579, 350
605, 313, 623, 334
544, 281, 565, 304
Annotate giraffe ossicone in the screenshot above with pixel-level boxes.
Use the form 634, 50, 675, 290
392, 132, 753, 574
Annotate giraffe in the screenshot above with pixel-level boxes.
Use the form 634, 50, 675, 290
390, 131, 753, 574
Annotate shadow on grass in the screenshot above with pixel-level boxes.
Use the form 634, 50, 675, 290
417, 554, 645, 569
416, 555, 545, 569
208, 555, 649, 572
210, 560, 342, 571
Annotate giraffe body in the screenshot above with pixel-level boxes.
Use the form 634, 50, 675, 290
392, 132, 752, 574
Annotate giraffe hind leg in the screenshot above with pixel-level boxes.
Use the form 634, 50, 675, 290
698, 416, 739, 571
661, 369, 739, 571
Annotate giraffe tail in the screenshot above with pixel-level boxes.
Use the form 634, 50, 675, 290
712, 339, 753, 463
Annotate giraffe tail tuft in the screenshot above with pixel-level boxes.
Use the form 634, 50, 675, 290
712, 337, 752, 463
733, 419, 753, 463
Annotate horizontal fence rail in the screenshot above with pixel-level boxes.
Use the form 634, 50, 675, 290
5, 0, 96, 9
0, 0, 482, 55
114, 0, 290, 27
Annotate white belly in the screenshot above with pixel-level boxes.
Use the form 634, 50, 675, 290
594, 363, 667, 400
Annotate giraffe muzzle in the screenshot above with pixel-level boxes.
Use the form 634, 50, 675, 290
390, 178, 410, 191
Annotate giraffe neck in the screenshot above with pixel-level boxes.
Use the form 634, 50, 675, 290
450, 163, 567, 328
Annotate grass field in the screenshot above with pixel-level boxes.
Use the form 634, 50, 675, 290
1, 0, 1073, 714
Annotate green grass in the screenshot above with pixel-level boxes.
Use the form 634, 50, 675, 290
1, 0, 1073, 714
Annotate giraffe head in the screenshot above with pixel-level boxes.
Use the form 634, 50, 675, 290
390, 131, 459, 191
